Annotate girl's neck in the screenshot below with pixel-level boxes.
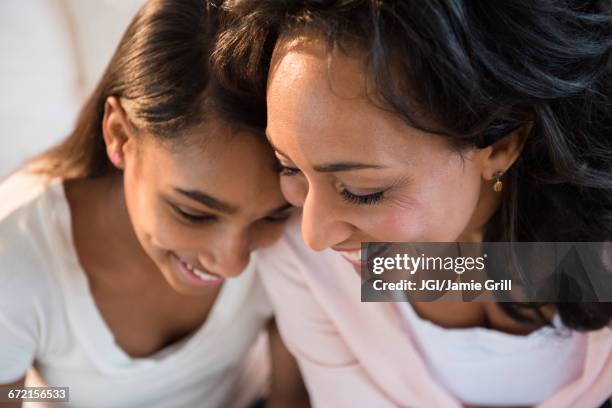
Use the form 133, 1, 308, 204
64, 174, 160, 284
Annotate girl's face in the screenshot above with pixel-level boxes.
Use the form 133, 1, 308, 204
120, 120, 292, 295
266, 37, 504, 269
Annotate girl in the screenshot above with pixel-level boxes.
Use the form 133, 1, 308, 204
216, 1, 612, 407
0, 0, 307, 407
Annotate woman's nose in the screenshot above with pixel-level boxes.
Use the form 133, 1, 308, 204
301, 188, 352, 251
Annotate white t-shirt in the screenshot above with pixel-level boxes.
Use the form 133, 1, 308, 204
396, 301, 586, 406
0, 172, 273, 408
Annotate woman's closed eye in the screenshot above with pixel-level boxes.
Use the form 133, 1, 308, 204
277, 164, 301, 176
274, 161, 300, 176
340, 188, 386, 205
274, 160, 387, 205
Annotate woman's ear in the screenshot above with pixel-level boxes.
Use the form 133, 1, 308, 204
480, 122, 533, 180
102, 96, 134, 170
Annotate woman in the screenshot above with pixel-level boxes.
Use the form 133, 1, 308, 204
0, 1, 307, 407
215, 1, 612, 407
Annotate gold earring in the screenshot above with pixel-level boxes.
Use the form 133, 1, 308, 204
493, 171, 503, 193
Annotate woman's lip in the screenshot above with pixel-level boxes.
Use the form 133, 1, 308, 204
331, 248, 362, 266
332, 244, 392, 270
332, 247, 361, 252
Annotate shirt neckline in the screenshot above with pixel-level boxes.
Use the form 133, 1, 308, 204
395, 299, 575, 356
47, 177, 236, 374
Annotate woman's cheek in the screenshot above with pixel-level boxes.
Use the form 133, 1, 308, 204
362, 205, 426, 242
280, 176, 307, 207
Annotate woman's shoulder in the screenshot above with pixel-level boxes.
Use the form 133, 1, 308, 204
256, 212, 348, 275
256, 213, 309, 259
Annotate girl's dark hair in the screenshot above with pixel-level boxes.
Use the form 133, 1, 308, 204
33, 0, 262, 179
213, 0, 612, 330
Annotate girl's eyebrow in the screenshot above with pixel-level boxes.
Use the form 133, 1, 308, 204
174, 188, 238, 214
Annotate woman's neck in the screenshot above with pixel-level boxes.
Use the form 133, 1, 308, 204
457, 180, 503, 242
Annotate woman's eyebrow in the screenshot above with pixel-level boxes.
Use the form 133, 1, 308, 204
266, 136, 386, 173
312, 162, 387, 173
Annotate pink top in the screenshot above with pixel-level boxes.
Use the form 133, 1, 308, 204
255, 216, 612, 407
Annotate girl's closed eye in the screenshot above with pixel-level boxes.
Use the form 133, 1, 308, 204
171, 203, 215, 223
262, 210, 293, 223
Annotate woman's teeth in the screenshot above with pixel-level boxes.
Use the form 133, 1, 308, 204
341, 250, 361, 262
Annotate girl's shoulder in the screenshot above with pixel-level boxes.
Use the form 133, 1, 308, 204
0, 171, 65, 296
0, 172, 69, 383
0, 171, 52, 217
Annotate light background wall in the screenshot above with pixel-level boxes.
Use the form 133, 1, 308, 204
0, 0, 146, 178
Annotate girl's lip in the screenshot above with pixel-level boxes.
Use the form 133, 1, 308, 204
171, 253, 224, 286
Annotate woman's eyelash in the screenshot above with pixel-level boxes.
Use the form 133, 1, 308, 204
340, 189, 385, 205
278, 165, 300, 176
274, 162, 386, 205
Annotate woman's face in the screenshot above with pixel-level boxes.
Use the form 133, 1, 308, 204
121, 121, 292, 295
266, 37, 500, 269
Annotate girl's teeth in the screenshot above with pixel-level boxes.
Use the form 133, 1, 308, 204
181, 258, 220, 281
192, 267, 219, 281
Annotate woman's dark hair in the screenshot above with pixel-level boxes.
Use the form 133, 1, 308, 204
213, 0, 612, 330
32, 0, 262, 179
